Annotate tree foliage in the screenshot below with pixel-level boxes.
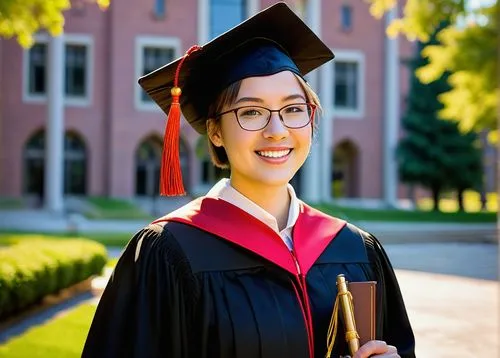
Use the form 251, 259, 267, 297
0, 0, 110, 48
397, 35, 483, 211
365, 0, 498, 139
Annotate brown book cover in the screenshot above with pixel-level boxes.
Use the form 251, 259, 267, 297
348, 281, 377, 345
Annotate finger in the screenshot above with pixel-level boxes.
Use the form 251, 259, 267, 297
353, 340, 389, 358
371, 345, 400, 358
386, 345, 398, 354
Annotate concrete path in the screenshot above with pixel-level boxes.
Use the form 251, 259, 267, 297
384, 243, 499, 357
396, 270, 499, 357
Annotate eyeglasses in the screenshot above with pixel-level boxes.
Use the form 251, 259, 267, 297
215, 102, 316, 131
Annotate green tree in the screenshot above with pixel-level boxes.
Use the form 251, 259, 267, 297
446, 130, 483, 211
0, 0, 110, 48
397, 34, 482, 211
365, 0, 498, 139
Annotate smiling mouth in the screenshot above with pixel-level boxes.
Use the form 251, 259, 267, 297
255, 149, 292, 158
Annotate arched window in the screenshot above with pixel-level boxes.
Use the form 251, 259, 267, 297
24, 130, 45, 196
64, 132, 87, 195
196, 136, 228, 186
23, 130, 87, 196
332, 140, 359, 198
135, 138, 162, 196
136, 136, 190, 196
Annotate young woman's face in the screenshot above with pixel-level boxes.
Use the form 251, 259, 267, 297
211, 70, 313, 191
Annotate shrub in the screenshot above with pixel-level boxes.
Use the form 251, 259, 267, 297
0, 239, 107, 320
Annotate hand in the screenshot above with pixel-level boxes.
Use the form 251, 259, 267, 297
352, 340, 399, 358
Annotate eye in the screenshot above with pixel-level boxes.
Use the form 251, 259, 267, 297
239, 108, 263, 117
284, 104, 306, 113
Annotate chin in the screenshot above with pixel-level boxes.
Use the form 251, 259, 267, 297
254, 173, 295, 187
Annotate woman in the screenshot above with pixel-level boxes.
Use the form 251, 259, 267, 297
83, 3, 415, 358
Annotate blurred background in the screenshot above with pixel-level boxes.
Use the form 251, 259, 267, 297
0, 0, 498, 357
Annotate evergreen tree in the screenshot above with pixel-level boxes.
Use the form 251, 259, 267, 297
397, 30, 483, 211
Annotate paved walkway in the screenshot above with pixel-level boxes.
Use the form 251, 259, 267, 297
396, 270, 499, 357
384, 243, 499, 357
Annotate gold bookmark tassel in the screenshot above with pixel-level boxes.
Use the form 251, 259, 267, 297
325, 294, 339, 358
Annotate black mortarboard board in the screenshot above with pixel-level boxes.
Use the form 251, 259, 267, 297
138, 2, 334, 196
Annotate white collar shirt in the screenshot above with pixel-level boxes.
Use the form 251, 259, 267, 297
206, 178, 300, 250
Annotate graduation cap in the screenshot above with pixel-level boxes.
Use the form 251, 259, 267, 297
138, 1, 334, 196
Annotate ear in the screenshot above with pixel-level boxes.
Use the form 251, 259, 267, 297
207, 119, 224, 147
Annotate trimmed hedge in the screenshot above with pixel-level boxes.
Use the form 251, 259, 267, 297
0, 238, 107, 319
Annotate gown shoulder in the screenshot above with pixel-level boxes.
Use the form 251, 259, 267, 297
82, 223, 199, 358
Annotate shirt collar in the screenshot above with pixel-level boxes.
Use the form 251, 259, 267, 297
206, 178, 300, 234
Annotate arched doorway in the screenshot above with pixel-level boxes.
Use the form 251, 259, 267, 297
24, 130, 45, 198
332, 140, 359, 198
135, 136, 190, 196
196, 136, 229, 186
64, 132, 87, 195
24, 130, 87, 198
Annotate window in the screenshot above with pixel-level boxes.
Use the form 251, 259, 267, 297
28, 43, 47, 95
135, 136, 190, 195
135, 36, 181, 110
23, 130, 87, 196
210, 0, 247, 38
154, 0, 166, 18
334, 62, 358, 109
65, 44, 87, 97
24, 34, 93, 105
135, 138, 162, 196
340, 5, 352, 32
331, 50, 365, 118
141, 47, 175, 102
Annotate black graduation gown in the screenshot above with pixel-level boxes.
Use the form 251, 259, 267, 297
82, 197, 415, 358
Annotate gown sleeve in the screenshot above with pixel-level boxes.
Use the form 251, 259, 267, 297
82, 224, 198, 358
363, 232, 416, 358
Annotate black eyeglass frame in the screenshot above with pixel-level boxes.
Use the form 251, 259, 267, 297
215, 102, 317, 131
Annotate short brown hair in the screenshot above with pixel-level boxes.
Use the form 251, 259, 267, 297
206, 74, 322, 169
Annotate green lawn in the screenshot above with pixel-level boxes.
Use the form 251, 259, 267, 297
0, 304, 96, 358
315, 204, 497, 223
0, 198, 24, 210
84, 197, 153, 220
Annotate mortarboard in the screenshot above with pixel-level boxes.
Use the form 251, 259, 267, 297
138, 1, 334, 196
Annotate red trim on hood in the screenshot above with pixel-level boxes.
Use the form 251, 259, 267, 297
152, 197, 346, 276
293, 203, 347, 274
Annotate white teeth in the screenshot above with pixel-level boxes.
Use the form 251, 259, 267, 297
257, 149, 291, 158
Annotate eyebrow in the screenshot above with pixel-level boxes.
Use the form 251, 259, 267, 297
234, 94, 307, 104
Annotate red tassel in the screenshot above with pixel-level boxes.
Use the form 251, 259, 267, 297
159, 45, 202, 196
160, 87, 184, 196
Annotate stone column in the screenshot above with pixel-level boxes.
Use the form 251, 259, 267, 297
319, 63, 333, 202
300, 0, 322, 203
45, 34, 65, 214
383, 5, 399, 207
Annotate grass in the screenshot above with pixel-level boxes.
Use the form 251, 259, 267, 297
0, 198, 24, 210
315, 204, 497, 223
418, 192, 498, 213
84, 197, 153, 220
0, 304, 96, 358
315, 191, 497, 223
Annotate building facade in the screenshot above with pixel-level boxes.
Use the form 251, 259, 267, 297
3, 0, 478, 204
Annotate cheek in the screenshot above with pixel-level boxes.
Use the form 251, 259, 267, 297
220, 120, 251, 154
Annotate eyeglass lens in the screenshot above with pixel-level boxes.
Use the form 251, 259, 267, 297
236, 103, 313, 131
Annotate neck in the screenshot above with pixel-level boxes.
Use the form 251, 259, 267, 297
229, 177, 291, 231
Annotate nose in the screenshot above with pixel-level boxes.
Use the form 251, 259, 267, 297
263, 112, 289, 140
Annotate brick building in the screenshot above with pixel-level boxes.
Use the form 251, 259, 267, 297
0, 0, 494, 207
